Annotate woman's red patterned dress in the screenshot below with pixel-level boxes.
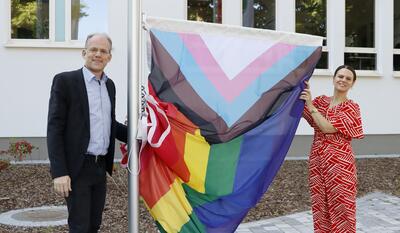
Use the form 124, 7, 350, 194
303, 95, 364, 233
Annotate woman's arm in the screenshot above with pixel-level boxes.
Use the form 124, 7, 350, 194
299, 81, 337, 134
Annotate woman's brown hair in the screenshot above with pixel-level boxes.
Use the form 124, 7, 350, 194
334, 65, 357, 82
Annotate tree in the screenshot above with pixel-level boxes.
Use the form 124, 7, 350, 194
71, 0, 89, 40
295, 0, 326, 37
11, 0, 39, 38
243, 0, 275, 30
188, 0, 214, 23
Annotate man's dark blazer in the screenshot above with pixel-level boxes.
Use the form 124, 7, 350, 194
47, 68, 127, 180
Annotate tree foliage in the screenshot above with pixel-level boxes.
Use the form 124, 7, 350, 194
71, 0, 88, 21
71, 0, 89, 40
11, 0, 37, 37
253, 0, 275, 29
11, 0, 49, 39
295, 0, 326, 37
188, 0, 213, 22
345, 0, 374, 47
11, 0, 87, 39
242, 0, 275, 30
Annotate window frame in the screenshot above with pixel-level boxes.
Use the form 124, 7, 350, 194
394, 49, 400, 75
294, 0, 328, 72
318, 45, 329, 72
393, 0, 400, 74
344, 0, 377, 71
4, 0, 105, 48
344, 47, 377, 72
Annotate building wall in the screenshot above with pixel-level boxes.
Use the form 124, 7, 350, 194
0, 0, 129, 137
143, 0, 400, 138
1, 0, 399, 157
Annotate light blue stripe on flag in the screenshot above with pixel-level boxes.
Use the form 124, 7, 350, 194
152, 29, 317, 127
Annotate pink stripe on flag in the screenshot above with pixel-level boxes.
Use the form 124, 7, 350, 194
180, 33, 296, 102
179, 33, 229, 93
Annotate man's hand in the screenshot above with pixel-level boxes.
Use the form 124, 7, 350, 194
53, 175, 72, 197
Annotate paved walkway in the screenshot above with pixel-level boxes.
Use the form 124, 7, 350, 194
236, 192, 400, 233
0, 206, 67, 227
0, 192, 398, 232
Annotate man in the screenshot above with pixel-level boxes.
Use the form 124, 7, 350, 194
47, 33, 127, 233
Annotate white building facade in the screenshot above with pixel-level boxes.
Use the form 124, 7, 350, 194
0, 0, 399, 159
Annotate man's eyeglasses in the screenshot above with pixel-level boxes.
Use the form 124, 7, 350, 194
86, 47, 110, 55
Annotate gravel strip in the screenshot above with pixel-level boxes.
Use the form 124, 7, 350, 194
0, 158, 399, 233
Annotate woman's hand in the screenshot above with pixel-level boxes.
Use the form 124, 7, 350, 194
299, 81, 313, 108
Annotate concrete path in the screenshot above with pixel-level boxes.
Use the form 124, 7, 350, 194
0, 206, 67, 227
236, 192, 400, 233
0, 192, 398, 232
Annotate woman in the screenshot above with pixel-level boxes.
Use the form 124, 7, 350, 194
299, 65, 364, 233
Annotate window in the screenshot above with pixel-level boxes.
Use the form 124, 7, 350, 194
71, 0, 107, 41
188, 0, 222, 23
11, 0, 49, 39
242, 0, 275, 30
295, 0, 327, 69
9, 0, 107, 45
394, 0, 400, 71
345, 0, 375, 70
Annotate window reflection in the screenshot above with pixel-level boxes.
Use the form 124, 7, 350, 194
242, 0, 275, 30
295, 0, 327, 69
345, 0, 375, 70
295, 0, 326, 37
395, 0, 400, 49
11, 0, 49, 39
394, 0, 400, 70
345, 0, 374, 48
188, 0, 222, 23
71, 0, 108, 41
393, 55, 400, 71
345, 53, 376, 70
316, 52, 328, 69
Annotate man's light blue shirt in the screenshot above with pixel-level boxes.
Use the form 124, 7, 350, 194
82, 66, 111, 156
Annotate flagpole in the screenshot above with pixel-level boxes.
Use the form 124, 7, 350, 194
127, 0, 141, 232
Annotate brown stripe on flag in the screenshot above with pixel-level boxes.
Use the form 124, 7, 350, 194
149, 31, 321, 143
